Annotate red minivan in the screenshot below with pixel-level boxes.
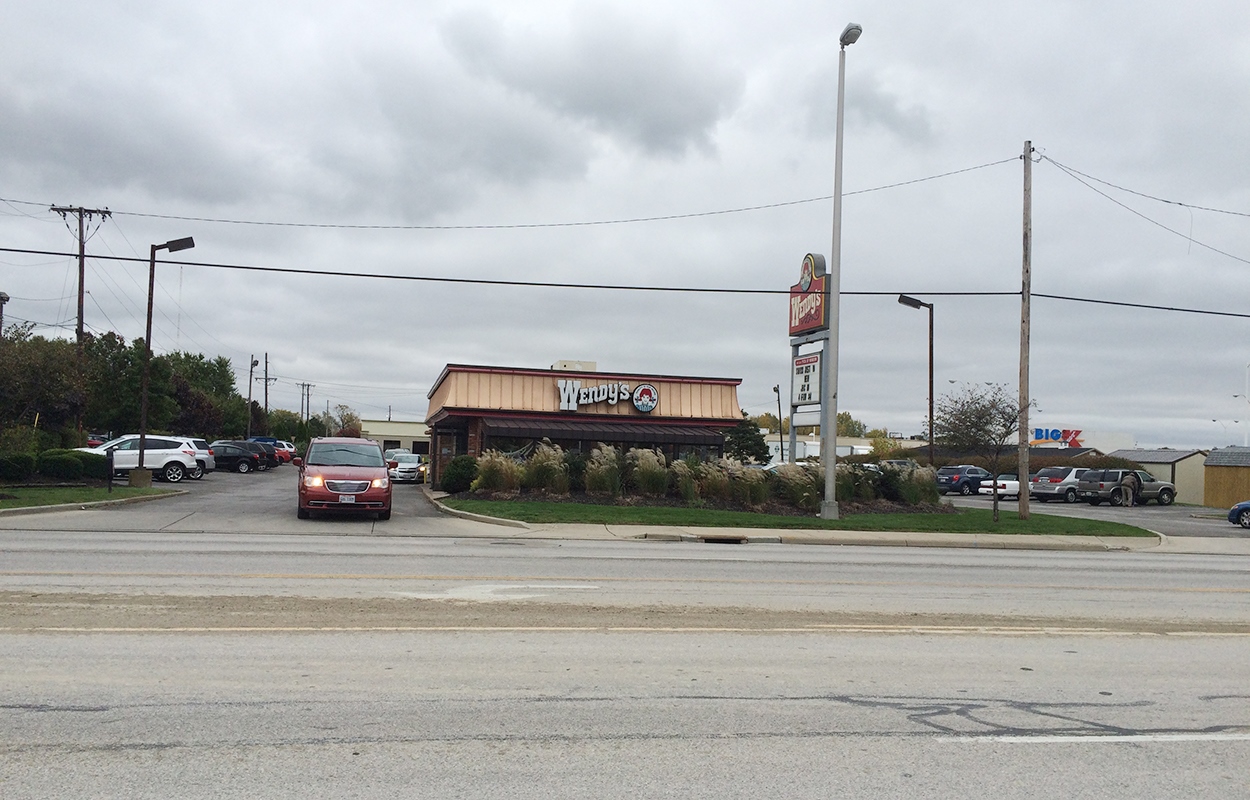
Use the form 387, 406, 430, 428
294, 437, 392, 520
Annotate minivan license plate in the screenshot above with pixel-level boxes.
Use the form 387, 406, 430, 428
339, 495, 356, 504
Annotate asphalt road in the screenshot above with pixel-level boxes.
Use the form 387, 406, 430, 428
3, 470, 1249, 797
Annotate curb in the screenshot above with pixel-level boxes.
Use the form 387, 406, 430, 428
0, 488, 189, 517
423, 490, 530, 530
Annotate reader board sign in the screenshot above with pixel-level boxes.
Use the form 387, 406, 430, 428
792, 352, 822, 407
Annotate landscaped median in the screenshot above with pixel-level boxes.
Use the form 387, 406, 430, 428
439, 498, 1153, 537
0, 485, 170, 512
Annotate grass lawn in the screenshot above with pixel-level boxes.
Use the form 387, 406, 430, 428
441, 498, 1152, 536
0, 485, 169, 510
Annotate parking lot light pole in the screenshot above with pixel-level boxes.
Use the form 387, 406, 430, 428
821, 21, 862, 520
0, 291, 9, 332
898, 294, 934, 465
137, 237, 195, 485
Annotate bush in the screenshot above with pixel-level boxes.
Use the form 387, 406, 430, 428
0, 452, 36, 481
440, 455, 478, 493
773, 462, 824, 511
627, 448, 669, 497
671, 457, 700, 505
584, 444, 622, 496
729, 464, 770, 507
524, 442, 568, 493
563, 450, 588, 493
696, 460, 732, 501
472, 450, 524, 492
74, 452, 111, 480
37, 453, 84, 481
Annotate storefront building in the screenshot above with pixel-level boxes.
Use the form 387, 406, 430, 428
425, 362, 743, 487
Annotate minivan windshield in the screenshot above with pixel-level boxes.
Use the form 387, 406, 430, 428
306, 443, 385, 468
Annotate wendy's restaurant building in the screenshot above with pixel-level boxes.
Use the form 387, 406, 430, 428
424, 361, 743, 487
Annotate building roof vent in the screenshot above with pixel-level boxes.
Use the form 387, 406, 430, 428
552, 360, 597, 372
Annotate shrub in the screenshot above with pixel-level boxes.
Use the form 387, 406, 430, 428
729, 464, 770, 507
74, 452, 111, 480
37, 454, 84, 481
440, 455, 478, 493
773, 462, 824, 511
671, 457, 700, 505
696, 460, 732, 501
627, 448, 669, 497
472, 450, 524, 492
0, 452, 36, 481
563, 450, 588, 493
584, 444, 622, 496
524, 442, 569, 494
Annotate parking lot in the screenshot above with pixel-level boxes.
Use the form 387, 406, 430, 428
950, 491, 1244, 538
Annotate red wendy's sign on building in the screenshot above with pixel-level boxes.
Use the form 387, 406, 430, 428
789, 253, 830, 337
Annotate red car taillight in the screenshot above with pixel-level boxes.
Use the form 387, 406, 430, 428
1049, 477, 1061, 483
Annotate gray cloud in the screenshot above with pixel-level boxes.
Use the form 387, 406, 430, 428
439, 5, 744, 156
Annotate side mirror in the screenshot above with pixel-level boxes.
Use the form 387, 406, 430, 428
388, 460, 398, 469
292, 457, 303, 467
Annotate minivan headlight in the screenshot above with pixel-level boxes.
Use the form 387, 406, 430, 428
371, 477, 389, 489
304, 475, 324, 488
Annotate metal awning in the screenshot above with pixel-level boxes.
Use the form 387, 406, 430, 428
480, 417, 726, 446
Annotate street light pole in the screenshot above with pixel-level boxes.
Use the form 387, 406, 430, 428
773, 384, 785, 463
137, 237, 195, 485
898, 294, 934, 466
0, 291, 9, 332
821, 21, 862, 521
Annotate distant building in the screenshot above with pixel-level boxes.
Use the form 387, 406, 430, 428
1203, 447, 1250, 508
359, 419, 430, 456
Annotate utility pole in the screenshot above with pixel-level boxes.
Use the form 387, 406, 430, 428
1018, 141, 1033, 521
50, 206, 111, 356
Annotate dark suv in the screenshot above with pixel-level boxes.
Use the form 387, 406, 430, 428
1076, 469, 1176, 506
936, 465, 992, 495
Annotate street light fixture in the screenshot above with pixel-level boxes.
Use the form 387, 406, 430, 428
137, 236, 195, 485
898, 294, 934, 466
821, 21, 862, 520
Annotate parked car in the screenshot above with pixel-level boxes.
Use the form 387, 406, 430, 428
387, 453, 428, 483
75, 434, 199, 483
210, 442, 262, 473
979, 473, 1021, 498
295, 437, 392, 520
384, 448, 411, 461
272, 441, 296, 463
214, 440, 280, 470
1029, 466, 1088, 503
1076, 469, 1176, 506
1227, 500, 1250, 528
186, 437, 215, 479
936, 465, 992, 495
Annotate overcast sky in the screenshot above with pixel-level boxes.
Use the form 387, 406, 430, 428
2, 1, 1249, 449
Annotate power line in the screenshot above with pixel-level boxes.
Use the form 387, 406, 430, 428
1041, 158, 1250, 266
0, 158, 1017, 232
1039, 156, 1250, 218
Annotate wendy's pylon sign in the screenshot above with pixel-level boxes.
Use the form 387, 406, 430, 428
789, 253, 830, 337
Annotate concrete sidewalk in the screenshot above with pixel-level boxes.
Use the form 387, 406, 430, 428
428, 491, 1250, 555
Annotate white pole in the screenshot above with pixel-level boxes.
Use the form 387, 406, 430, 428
821, 29, 857, 520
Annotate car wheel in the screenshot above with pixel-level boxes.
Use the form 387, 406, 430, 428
1110, 489, 1124, 507
297, 505, 310, 520
1063, 488, 1077, 504
1239, 509, 1250, 528
236, 461, 252, 474
163, 463, 185, 483
959, 483, 973, 496
377, 509, 391, 521
189, 462, 204, 480
1157, 488, 1174, 506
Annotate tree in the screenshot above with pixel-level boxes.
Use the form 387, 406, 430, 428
933, 382, 1022, 521
837, 412, 867, 438
749, 412, 782, 434
331, 404, 361, 437
0, 324, 82, 437
726, 417, 772, 464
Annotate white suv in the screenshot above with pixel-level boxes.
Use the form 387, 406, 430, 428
76, 434, 200, 483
